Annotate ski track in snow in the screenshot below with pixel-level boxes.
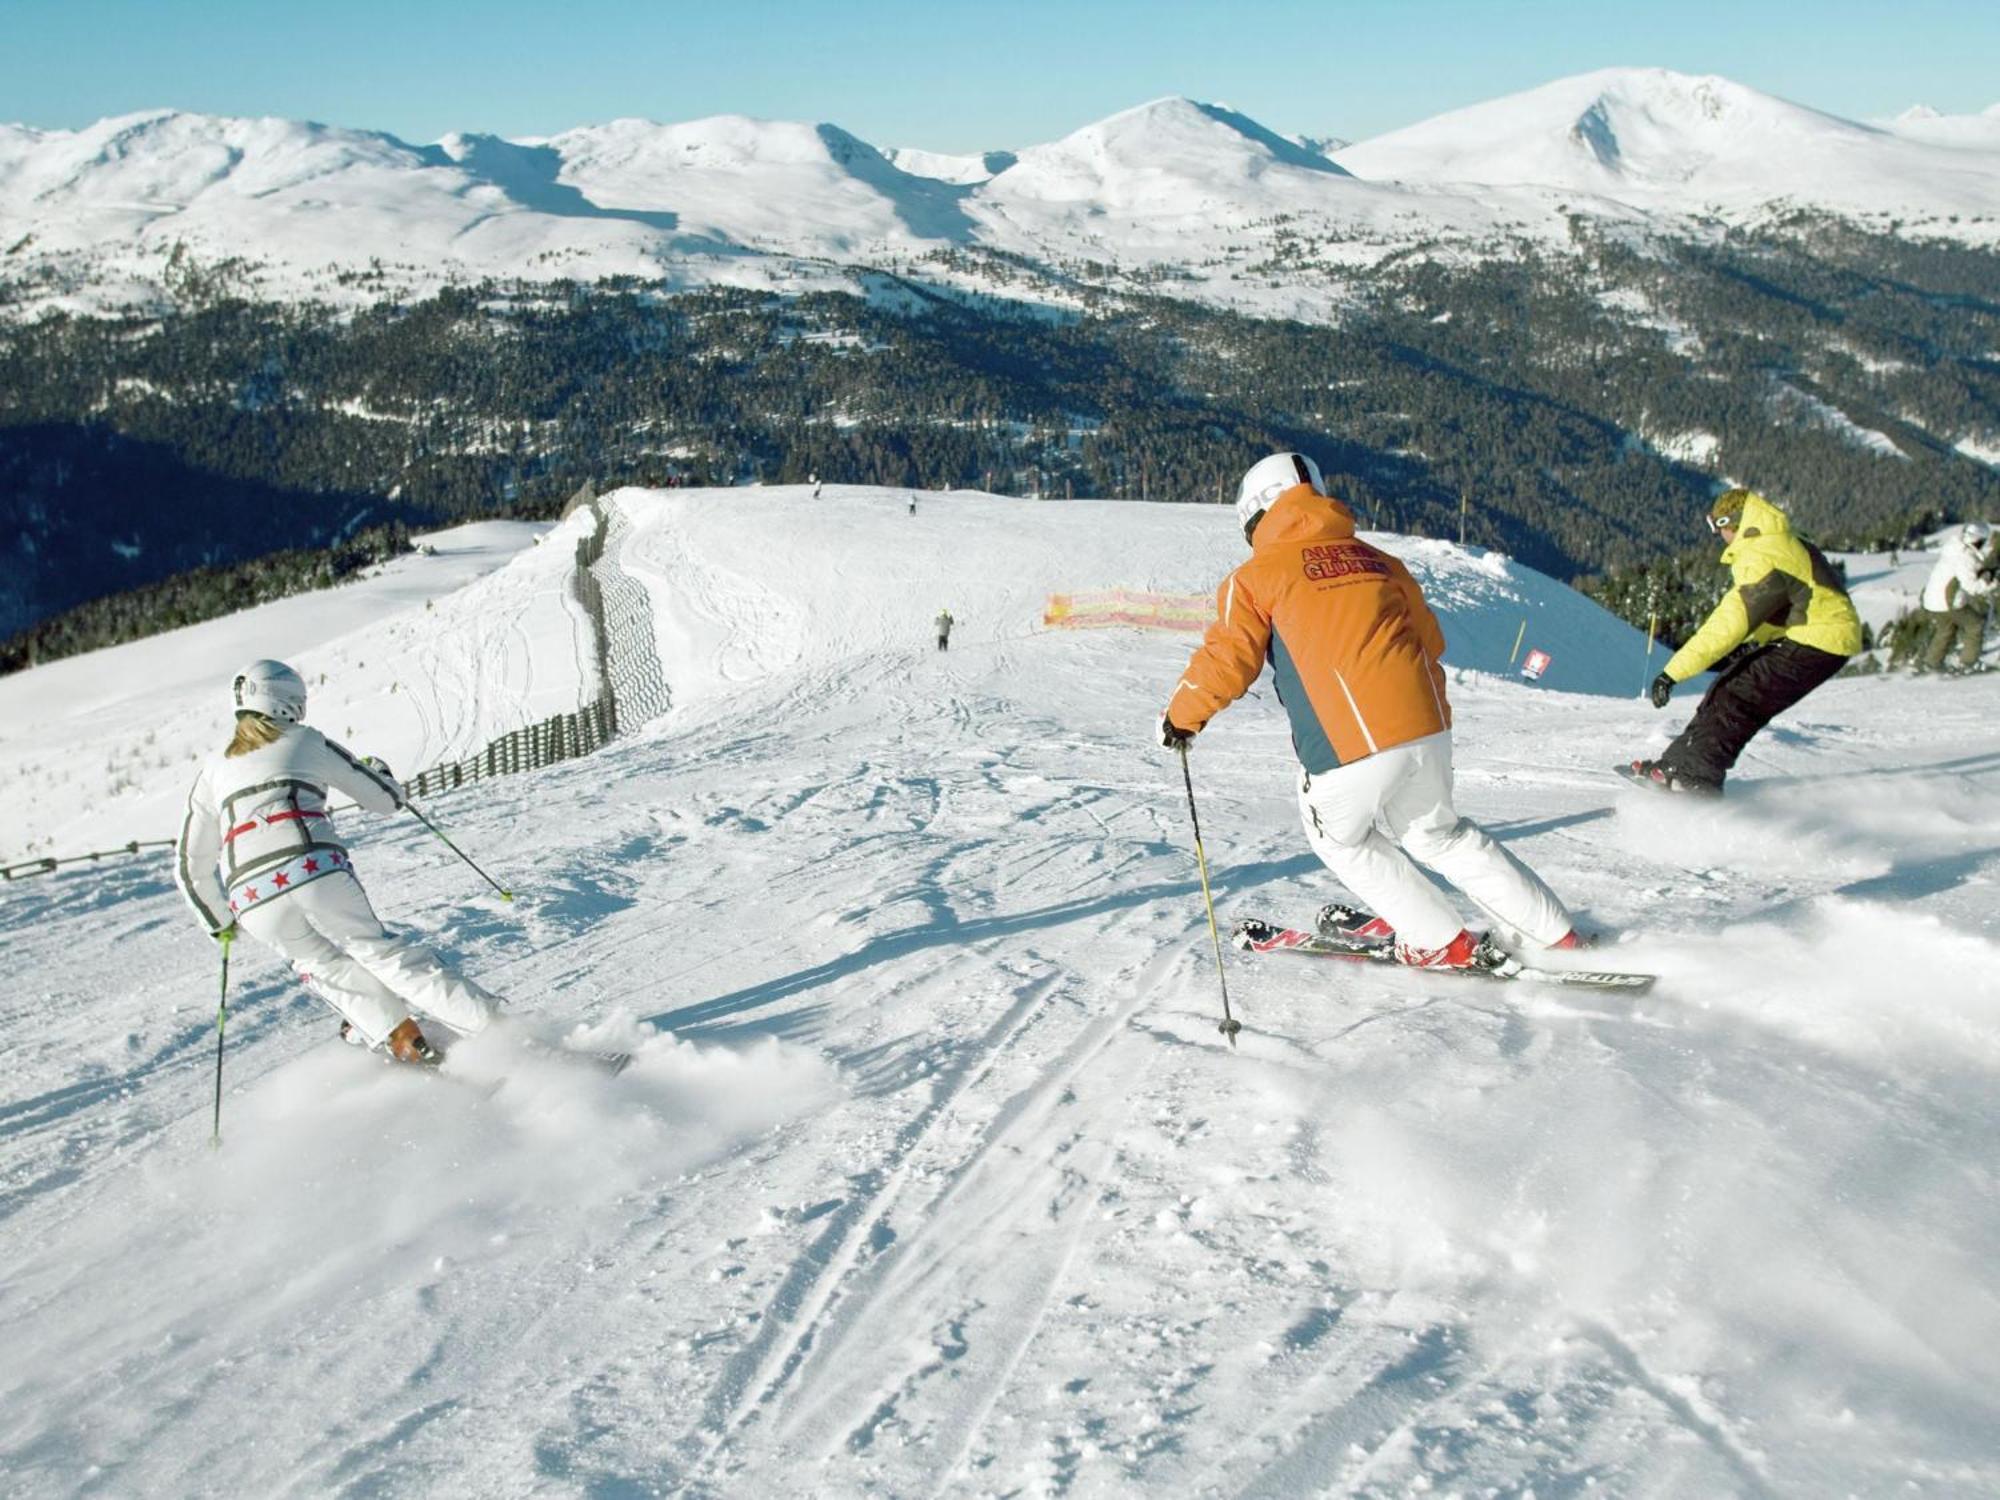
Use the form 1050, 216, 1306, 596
2, 487, 1999, 1497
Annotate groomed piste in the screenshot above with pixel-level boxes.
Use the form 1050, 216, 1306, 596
1, 484, 1997, 1497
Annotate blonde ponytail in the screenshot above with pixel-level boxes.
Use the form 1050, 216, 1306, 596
226, 712, 287, 758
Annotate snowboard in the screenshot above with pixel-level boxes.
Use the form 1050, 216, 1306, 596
1231, 916, 1657, 993
1613, 763, 1721, 797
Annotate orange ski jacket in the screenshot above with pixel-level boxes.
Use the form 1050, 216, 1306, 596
1166, 485, 1451, 772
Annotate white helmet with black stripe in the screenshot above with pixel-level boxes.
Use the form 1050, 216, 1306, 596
1235, 452, 1325, 543
231, 659, 308, 724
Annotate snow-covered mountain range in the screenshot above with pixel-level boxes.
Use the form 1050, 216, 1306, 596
5, 68, 1997, 316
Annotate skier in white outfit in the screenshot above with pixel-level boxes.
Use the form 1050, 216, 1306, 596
1917, 521, 1995, 674
173, 660, 500, 1065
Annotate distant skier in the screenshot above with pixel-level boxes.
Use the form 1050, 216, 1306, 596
1916, 521, 1994, 674
908, 495, 917, 516
173, 660, 501, 1066
935, 608, 954, 651
811, 474, 823, 500
1630, 488, 1861, 794
1160, 453, 1585, 971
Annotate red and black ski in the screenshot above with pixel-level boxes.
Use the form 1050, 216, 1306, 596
1231, 917, 1656, 993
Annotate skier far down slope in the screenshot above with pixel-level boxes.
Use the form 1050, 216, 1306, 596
172, 659, 501, 1065
1632, 488, 1861, 795
1916, 521, 1995, 675
1160, 453, 1587, 971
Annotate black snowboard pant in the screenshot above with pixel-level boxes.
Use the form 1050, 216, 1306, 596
1660, 640, 1848, 790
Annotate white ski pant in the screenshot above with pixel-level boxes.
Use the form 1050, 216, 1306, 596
235, 871, 499, 1047
1296, 730, 1572, 950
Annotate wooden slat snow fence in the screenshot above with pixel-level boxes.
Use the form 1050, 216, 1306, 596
2, 840, 176, 881
405, 486, 649, 798
5, 486, 661, 878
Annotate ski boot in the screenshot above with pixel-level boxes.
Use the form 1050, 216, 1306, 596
386, 1018, 442, 1067
1392, 929, 1514, 973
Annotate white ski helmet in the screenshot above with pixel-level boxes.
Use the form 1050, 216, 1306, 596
231, 659, 307, 724
1235, 452, 1324, 542
1963, 521, 1991, 546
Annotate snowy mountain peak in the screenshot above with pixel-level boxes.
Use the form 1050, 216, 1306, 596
1332, 65, 2000, 234
991, 95, 1352, 211
1881, 100, 2000, 149
1339, 67, 1876, 192
1040, 95, 1348, 175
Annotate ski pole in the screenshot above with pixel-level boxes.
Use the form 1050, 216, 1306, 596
210, 928, 233, 1149
406, 800, 514, 902
1177, 744, 1242, 1047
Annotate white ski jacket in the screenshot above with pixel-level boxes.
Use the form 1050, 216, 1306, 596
174, 725, 405, 934
1921, 535, 1996, 612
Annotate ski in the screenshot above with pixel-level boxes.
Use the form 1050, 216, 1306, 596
348, 1026, 633, 1082
512, 1033, 635, 1078
1231, 917, 1656, 993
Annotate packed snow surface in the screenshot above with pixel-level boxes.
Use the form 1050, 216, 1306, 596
2, 486, 1998, 1497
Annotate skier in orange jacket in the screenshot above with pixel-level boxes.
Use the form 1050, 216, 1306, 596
1162, 453, 1585, 969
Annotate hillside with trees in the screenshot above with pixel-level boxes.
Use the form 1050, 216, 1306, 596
2, 218, 1994, 661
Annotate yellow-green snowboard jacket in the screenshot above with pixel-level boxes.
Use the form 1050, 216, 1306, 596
1664, 492, 1863, 682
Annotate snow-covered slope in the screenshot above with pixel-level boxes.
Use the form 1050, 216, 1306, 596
1335, 68, 2000, 233
0, 517, 582, 859
540, 116, 981, 251
0, 486, 1654, 861
2, 486, 1998, 1496
6, 70, 1998, 317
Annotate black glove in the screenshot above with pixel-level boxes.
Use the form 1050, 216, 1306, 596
1648, 672, 1675, 709
1159, 714, 1195, 750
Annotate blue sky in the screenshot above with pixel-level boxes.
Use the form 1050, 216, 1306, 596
5, 0, 1998, 149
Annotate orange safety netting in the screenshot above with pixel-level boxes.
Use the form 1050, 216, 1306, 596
1043, 590, 1211, 632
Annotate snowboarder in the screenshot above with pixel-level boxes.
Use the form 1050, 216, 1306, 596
935, 608, 954, 651
1916, 521, 1994, 674
1160, 453, 1585, 971
173, 660, 501, 1065
1632, 488, 1861, 794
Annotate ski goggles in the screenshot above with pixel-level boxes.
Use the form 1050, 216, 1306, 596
1705, 509, 1741, 535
